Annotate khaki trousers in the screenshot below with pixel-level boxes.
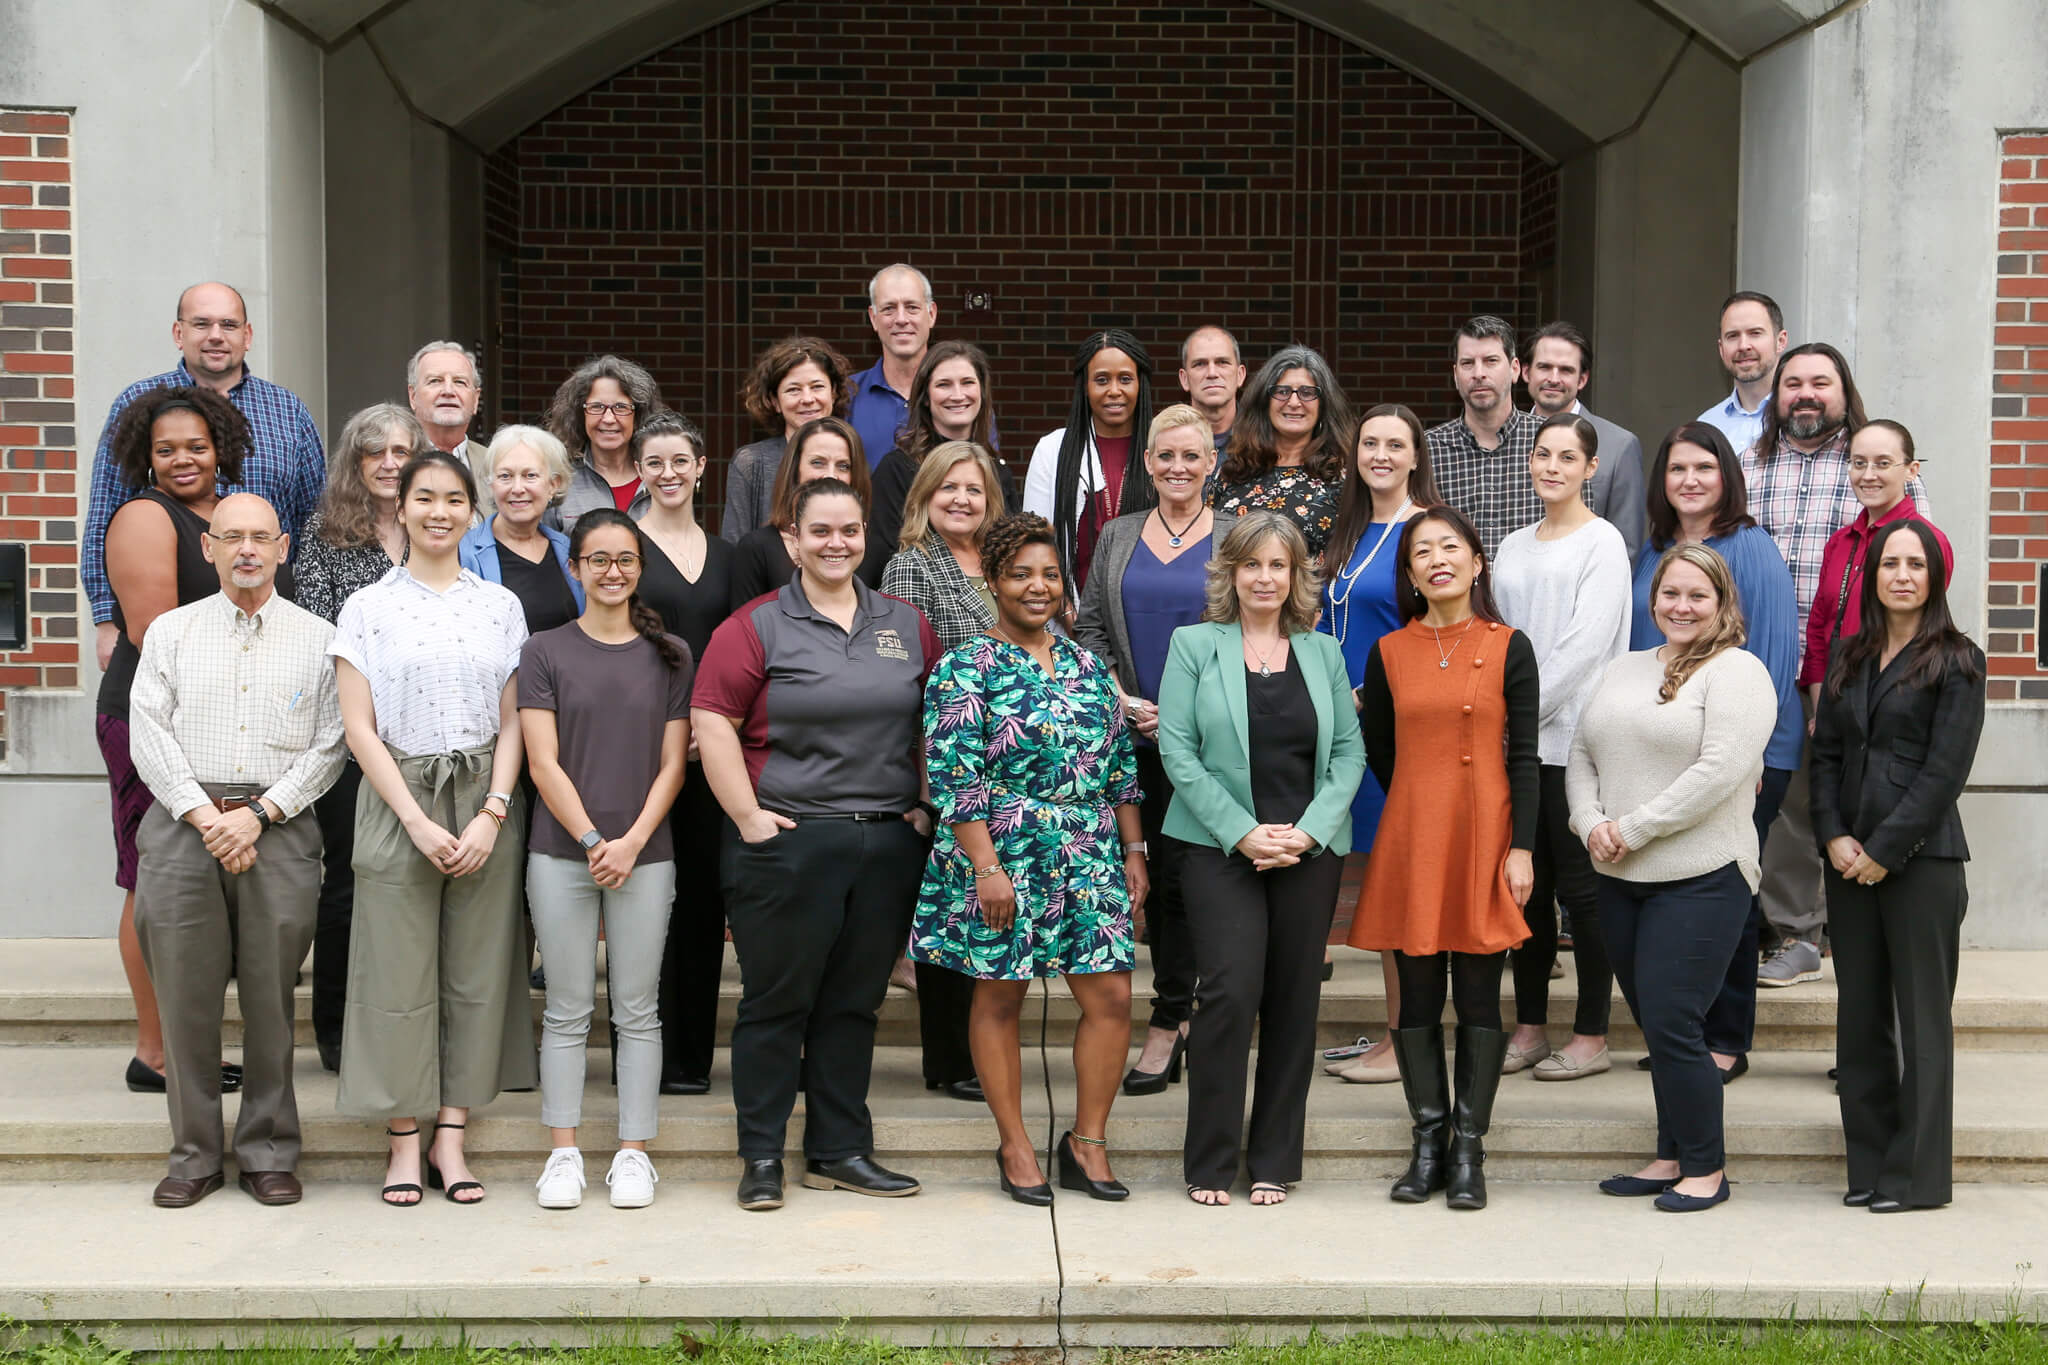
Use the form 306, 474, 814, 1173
336, 743, 538, 1119
134, 799, 322, 1179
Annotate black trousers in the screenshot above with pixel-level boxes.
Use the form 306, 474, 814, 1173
1393, 949, 1505, 1030
309, 757, 363, 1050
657, 765, 729, 1085
1702, 765, 1793, 1056
723, 816, 924, 1160
914, 960, 978, 1086
1510, 765, 1612, 1035
1599, 862, 1750, 1175
1181, 843, 1342, 1188
1135, 747, 1194, 1030
1829, 854, 1965, 1206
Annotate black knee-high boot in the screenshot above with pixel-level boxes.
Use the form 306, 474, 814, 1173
1389, 1027, 1450, 1203
1447, 1025, 1508, 1210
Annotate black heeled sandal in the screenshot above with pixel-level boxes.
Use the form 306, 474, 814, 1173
382, 1126, 423, 1207
425, 1121, 485, 1204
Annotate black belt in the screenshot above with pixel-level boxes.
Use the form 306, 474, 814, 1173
801, 810, 907, 822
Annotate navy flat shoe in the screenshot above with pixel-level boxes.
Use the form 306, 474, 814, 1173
1599, 1173, 1679, 1197
1654, 1177, 1731, 1212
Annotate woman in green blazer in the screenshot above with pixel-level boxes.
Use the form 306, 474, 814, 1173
1158, 511, 1366, 1206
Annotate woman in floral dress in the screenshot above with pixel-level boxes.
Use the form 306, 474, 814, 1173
1211, 345, 1353, 558
913, 513, 1149, 1206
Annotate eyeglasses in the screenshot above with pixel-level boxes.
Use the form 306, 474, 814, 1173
492, 469, 549, 487
639, 456, 698, 475
582, 402, 635, 418
1271, 385, 1322, 404
578, 552, 641, 571
1848, 458, 1906, 473
205, 531, 279, 546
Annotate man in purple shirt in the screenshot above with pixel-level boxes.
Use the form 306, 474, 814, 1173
847, 264, 939, 468
85, 282, 325, 669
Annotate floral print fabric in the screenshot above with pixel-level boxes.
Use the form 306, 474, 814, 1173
1213, 468, 1341, 557
912, 633, 1142, 980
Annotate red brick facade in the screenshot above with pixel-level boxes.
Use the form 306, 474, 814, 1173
0, 108, 78, 757
1992, 133, 2048, 702
484, 0, 1555, 526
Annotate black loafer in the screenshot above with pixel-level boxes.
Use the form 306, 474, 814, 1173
1720, 1054, 1748, 1085
801, 1154, 922, 1197
926, 1077, 984, 1102
1635, 1055, 1653, 1071
660, 1075, 711, 1096
1843, 1188, 1877, 1207
316, 1037, 341, 1073
1869, 1195, 1939, 1213
737, 1158, 784, 1210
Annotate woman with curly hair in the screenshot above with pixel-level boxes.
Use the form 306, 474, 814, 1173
546, 355, 666, 533
96, 386, 262, 1096
719, 337, 853, 544
912, 512, 1149, 1206
1022, 330, 1158, 590
1214, 346, 1353, 558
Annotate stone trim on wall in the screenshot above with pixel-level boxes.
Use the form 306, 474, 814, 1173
0, 108, 79, 759
1991, 132, 2048, 703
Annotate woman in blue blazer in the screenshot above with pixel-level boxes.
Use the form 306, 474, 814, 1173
1158, 511, 1366, 1207
458, 424, 585, 635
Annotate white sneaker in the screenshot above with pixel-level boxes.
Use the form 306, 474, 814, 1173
607, 1148, 658, 1208
536, 1147, 585, 1209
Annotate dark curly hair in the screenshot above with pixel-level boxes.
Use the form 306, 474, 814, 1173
981, 511, 1062, 586
545, 355, 665, 459
112, 386, 249, 490
739, 336, 853, 432
1220, 344, 1352, 486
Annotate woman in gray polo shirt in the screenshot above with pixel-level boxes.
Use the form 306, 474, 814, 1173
692, 477, 943, 1213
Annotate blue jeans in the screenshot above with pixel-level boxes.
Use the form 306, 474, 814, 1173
1701, 765, 1793, 1056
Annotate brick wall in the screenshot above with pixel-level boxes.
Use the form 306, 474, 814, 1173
1991, 133, 2048, 703
0, 109, 78, 758
485, 0, 1555, 529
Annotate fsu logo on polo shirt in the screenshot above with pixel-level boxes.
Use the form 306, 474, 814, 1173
873, 627, 910, 662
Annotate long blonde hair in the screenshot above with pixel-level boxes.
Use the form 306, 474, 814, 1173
897, 441, 1007, 551
1649, 543, 1747, 703
1203, 511, 1321, 634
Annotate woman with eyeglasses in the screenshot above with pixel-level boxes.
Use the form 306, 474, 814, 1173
521, 509, 693, 1210
547, 355, 666, 533
459, 426, 586, 636
721, 337, 853, 544
1213, 346, 1353, 559
729, 416, 886, 611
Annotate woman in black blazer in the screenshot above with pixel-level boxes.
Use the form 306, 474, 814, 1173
1810, 517, 1985, 1214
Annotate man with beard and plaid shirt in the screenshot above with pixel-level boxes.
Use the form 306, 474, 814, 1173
1426, 315, 1548, 562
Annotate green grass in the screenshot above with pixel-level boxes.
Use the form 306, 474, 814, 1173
4, 1321, 2046, 1365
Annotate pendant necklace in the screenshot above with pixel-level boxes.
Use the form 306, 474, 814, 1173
1247, 631, 1282, 677
1430, 618, 1469, 669
1157, 506, 1204, 549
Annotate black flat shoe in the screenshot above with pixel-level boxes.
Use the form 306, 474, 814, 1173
927, 1077, 984, 1101
737, 1158, 784, 1210
996, 1150, 1052, 1206
1843, 1188, 1877, 1207
1121, 1030, 1188, 1096
1868, 1195, 1940, 1213
1654, 1177, 1731, 1212
1635, 1055, 1653, 1071
1321, 959, 1334, 982
801, 1154, 922, 1197
660, 1075, 711, 1096
316, 1037, 342, 1073
126, 1057, 241, 1094
1720, 1054, 1749, 1085
1056, 1131, 1130, 1201
1600, 1173, 1679, 1197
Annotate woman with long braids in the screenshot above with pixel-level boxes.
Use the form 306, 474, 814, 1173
1022, 330, 1157, 590
521, 509, 693, 1211
1213, 346, 1353, 559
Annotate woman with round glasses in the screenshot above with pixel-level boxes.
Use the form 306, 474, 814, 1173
1213, 347, 1353, 559
459, 426, 586, 637
547, 356, 666, 533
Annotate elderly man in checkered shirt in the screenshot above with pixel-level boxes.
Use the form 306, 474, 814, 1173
1739, 342, 1929, 988
127, 493, 347, 1209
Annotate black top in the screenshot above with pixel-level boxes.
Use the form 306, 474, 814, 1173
497, 538, 580, 637
729, 523, 886, 614
97, 490, 256, 721
1359, 627, 1542, 852
293, 511, 403, 624
870, 445, 1020, 563
1245, 661, 1318, 826
636, 529, 734, 662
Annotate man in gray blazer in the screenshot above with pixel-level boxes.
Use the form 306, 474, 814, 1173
1525, 321, 1645, 563
407, 340, 493, 514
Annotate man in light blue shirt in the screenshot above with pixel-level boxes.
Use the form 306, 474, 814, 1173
1696, 290, 1788, 456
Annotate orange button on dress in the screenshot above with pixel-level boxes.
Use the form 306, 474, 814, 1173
1347, 618, 1529, 957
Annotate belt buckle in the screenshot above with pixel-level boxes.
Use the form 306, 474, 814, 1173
215, 793, 255, 813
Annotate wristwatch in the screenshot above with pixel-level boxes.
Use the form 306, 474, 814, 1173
1123, 840, 1148, 857
254, 805, 275, 832
579, 829, 603, 851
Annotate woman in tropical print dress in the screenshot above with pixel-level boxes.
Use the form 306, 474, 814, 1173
913, 512, 1148, 1207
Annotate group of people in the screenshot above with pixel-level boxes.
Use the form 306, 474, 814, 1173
91, 269, 1984, 1223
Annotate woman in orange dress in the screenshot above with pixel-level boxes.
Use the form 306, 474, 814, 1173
1349, 503, 1538, 1211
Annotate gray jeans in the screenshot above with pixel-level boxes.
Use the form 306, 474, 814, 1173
527, 852, 677, 1140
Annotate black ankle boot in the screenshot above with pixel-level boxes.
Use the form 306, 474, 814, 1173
1389, 1027, 1450, 1203
1446, 1025, 1508, 1210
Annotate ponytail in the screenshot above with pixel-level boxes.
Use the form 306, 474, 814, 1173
629, 593, 688, 672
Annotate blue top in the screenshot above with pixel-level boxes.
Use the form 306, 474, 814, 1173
1696, 388, 1766, 457
1122, 533, 1212, 709
849, 357, 1001, 470
1630, 525, 1802, 770
458, 517, 586, 611
1314, 519, 1407, 850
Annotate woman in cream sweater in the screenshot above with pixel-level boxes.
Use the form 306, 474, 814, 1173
1567, 543, 1776, 1213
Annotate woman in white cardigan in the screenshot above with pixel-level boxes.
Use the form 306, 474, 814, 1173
1567, 543, 1776, 1213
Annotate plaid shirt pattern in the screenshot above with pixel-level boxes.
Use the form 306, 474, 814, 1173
879, 531, 994, 651
1426, 408, 1584, 561
1739, 427, 1931, 630
84, 363, 326, 623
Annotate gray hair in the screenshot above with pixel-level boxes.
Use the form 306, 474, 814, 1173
868, 263, 934, 309
481, 423, 574, 498
1180, 324, 1241, 369
407, 340, 482, 391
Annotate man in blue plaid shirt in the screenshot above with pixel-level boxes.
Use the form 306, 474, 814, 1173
85, 282, 325, 669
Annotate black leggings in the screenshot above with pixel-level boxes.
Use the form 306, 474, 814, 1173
1393, 949, 1505, 1031
1510, 765, 1613, 1035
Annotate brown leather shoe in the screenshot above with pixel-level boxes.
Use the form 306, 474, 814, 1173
238, 1170, 303, 1205
153, 1172, 225, 1208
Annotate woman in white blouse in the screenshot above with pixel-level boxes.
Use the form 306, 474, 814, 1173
330, 451, 537, 1207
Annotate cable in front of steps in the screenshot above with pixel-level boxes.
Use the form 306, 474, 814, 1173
1037, 975, 1069, 1364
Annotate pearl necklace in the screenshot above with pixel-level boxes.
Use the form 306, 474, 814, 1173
1328, 499, 1412, 648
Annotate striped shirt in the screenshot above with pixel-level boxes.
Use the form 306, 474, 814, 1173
329, 567, 528, 756
84, 363, 326, 623
127, 591, 347, 822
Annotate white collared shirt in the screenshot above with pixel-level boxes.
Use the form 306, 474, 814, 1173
329, 566, 527, 756
128, 590, 347, 821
